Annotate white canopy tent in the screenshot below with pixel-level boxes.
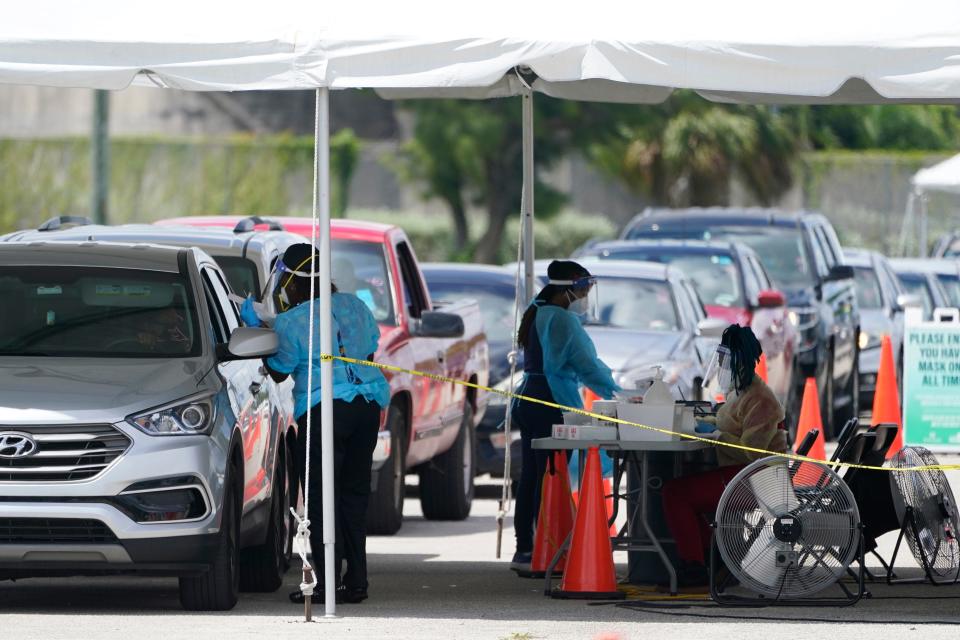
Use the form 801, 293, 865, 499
7, 0, 960, 617
903, 153, 960, 256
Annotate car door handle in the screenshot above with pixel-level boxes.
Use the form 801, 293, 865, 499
249, 381, 262, 395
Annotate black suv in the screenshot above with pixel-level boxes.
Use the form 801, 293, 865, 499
622, 208, 860, 439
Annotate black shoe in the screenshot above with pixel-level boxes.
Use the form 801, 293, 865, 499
337, 586, 368, 604
510, 551, 532, 572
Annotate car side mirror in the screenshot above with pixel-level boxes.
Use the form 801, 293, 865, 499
696, 317, 727, 338
896, 293, 923, 310
756, 289, 786, 309
411, 310, 465, 338
824, 265, 855, 283
218, 327, 279, 361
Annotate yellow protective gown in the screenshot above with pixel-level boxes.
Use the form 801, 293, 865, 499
715, 376, 787, 467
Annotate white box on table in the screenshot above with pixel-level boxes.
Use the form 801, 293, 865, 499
566, 425, 618, 441
616, 403, 677, 441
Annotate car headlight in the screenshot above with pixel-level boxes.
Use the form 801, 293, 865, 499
859, 331, 880, 351
129, 395, 217, 436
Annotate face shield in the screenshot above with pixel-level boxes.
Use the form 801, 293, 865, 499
703, 344, 733, 393
269, 255, 316, 312
550, 275, 598, 323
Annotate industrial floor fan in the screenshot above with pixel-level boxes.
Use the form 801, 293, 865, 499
887, 446, 960, 585
710, 456, 865, 606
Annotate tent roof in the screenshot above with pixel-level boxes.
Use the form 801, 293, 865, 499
913, 154, 960, 194
5, 0, 960, 103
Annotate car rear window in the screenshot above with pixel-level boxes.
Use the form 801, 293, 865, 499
594, 277, 679, 332
898, 274, 934, 319
424, 279, 515, 347
0, 266, 199, 357
597, 248, 744, 308
853, 267, 883, 310
629, 223, 815, 290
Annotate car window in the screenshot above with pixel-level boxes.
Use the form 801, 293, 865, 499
676, 279, 705, 327
332, 240, 396, 325
203, 268, 239, 333
740, 254, 762, 303
0, 266, 200, 358
936, 274, 960, 307
805, 225, 829, 277
593, 277, 680, 332
946, 238, 960, 258
394, 241, 426, 319
598, 248, 744, 308
200, 271, 229, 343
879, 261, 904, 300
213, 256, 261, 301
814, 225, 839, 269
898, 275, 934, 319
853, 267, 883, 310
822, 225, 846, 266
425, 278, 515, 347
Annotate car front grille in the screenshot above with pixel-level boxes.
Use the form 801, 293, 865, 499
0, 517, 117, 544
0, 424, 132, 482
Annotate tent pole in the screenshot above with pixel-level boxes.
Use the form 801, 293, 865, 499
919, 192, 929, 258
521, 85, 535, 302
314, 86, 337, 618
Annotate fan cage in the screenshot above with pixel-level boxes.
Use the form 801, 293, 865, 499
715, 456, 861, 599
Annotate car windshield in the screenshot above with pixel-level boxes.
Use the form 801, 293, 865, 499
853, 267, 884, 310
629, 224, 814, 290
0, 267, 199, 357
898, 275, 934, 319
214, 256, 261, 300
424, 278, 515, 347
598, 249, 743, 307
936, 274, 960, 307
332, 240, 395, 325
594, 277, 679, 332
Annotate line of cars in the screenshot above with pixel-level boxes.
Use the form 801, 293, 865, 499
0, 215, 490, 610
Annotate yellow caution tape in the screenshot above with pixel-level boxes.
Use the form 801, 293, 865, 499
321, 354, 960, 474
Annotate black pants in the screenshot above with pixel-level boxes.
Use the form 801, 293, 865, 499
297, 396, 380, 590
512, 376, 565, 554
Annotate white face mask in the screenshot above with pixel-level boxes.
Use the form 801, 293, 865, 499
567, 293, 590, 317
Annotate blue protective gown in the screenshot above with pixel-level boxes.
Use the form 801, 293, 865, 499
267, 292, 390, 419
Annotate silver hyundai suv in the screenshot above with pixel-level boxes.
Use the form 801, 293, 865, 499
0, 241, 296, 611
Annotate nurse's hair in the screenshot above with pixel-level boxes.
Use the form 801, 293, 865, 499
281, 244, 339, 295
517, 260, 592, 350
721, 324, 763, 393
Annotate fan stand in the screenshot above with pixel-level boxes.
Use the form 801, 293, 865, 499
885, 506, 960, 586
709, 525, 867, 607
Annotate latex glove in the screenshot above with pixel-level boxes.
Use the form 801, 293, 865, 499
695, 421, 717, 434
240, 296, 262, 327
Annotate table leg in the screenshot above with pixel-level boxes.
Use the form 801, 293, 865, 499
639, 450, 677, 595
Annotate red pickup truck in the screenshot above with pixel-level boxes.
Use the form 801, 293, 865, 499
158, 216, 489, 534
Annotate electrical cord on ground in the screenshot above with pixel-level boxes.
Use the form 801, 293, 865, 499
609, 602, 960, 626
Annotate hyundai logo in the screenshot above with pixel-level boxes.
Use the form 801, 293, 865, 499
0, 432, 38, 458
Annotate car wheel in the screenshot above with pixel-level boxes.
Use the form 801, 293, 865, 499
179, 457, 241, 611
366, 404, 406, 535
419, 402, 475, 521
239, 440, 293, 592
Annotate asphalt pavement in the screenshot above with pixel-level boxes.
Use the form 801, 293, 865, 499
3, 473, 960, 640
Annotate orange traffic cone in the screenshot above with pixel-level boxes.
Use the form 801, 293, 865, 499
572, 478, 617, 536
795, 377, 826, 460
871, 334, 903, 458
755, 353, 768, 383
518, 452, 576, 579
552, 448, 624, 600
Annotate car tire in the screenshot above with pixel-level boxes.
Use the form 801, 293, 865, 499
239, 439, 293, 593
419, 402, 475, 521
179, 458, 241, 611
366, 404, 406, 535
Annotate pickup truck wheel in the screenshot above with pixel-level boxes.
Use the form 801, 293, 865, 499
179, 459, 241, 611
366, 405, 406, 535
419, 403, 475, 521
239, 440, 293, 592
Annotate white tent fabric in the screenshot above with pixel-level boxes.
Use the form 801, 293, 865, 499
5, 0, 960, 102
913, 153, 960, 194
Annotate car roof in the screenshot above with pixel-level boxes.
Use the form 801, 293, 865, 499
842, 248, 880, 268
0, 241, 187, 272
158, 215, 398, 241
421, 262, 520, 284
889, 258, 960, 276
516, 257, 674, 281
624, 207, 823, 235
1, 223, 304, 258
581, 238, 747, 256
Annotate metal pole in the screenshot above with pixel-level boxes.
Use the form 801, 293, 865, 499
521, 87, 535, 302
919, 193, 929, 258
315, 87, 337, 618
91, 89, 109, 224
